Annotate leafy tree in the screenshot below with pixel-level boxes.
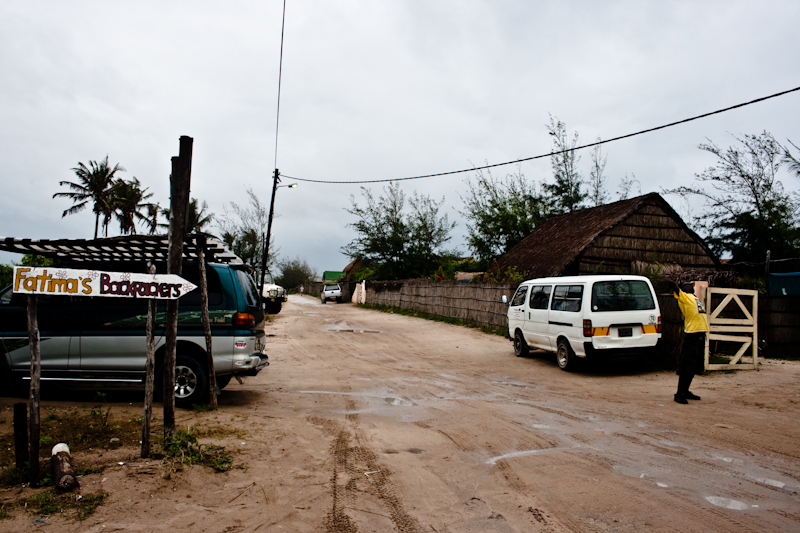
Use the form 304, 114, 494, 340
112, 177, 153, 234
617, 172, 641, 200
665, 132, 800, 264
276, 256, 317, 288
459, 166, 550, 265
783, 140, 800, 180
342, 182, 455, 279
588, 141, 609, 207
216, 187, 276, 267
53, 156, 126, 238
544, 115, 586, 214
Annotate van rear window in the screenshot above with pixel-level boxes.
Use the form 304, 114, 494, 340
591, 281, 655, 312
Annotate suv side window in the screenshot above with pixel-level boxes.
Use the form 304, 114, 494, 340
551, 285, 584, 312
510, 285, 528, 307
529, 285, 552, 310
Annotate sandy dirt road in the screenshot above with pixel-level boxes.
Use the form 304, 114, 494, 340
2, 294, 800, 532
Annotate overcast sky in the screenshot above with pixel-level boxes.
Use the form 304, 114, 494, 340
1, 1, 799, 275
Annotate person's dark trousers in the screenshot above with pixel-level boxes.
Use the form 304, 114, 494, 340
675, 332, 705, 403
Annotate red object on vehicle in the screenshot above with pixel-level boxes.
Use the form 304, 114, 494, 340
583, 319, 593, 337
656, 315, 662, 334
232, 312, 255, 327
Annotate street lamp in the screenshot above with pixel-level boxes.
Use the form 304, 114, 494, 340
259, 169, 297, 296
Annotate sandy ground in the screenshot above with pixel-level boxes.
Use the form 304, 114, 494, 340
2, 293, 800, 532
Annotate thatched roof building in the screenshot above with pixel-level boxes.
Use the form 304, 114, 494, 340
492, 193, 720, 279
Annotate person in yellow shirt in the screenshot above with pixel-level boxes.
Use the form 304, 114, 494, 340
666, 279, 710, 404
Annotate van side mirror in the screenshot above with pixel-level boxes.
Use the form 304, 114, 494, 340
501, 295, 508, 305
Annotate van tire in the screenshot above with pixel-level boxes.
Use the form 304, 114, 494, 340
556, 339, 577, 371
513, 330, 529, 357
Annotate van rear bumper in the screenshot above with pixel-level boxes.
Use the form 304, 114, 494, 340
583, 343, 658, 358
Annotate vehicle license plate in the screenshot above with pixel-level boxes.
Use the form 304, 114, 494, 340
619, 327, 632, 337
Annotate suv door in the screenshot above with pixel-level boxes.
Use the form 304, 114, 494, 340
0, 290, 81, 376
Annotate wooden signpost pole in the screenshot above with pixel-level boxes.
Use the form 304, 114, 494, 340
163, 136, 193, 441
26, 294, 41, 484
196, 234, 217, 408
141, 263, 157, 458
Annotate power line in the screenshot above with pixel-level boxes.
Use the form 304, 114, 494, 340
273, 0, 287, 170
282, 85, 800, 185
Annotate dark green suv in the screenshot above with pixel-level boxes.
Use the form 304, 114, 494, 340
0, 262, 268, 407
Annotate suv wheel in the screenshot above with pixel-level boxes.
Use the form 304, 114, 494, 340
157, 355, 210, 408
513, 330, 529, 358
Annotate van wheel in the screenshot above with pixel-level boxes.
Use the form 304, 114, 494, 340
513, 330, 529, 357
556, 340, 577, 371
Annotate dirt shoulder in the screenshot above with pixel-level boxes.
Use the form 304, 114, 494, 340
2, 294, 799, 532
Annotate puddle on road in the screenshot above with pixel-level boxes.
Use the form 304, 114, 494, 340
299, 390, 416, 407
384, 397, 416, 407
755, 478, 786, 488
486, 446, 576, 465
328, 328, 382, 333
494, 380, 536, 389
705, 496, 749, 510
613, 465, 646, 479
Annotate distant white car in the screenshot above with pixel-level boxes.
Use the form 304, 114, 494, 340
321, 284, 342, 304
261, 271, 287, 314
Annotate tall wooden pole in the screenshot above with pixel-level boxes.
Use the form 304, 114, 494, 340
27, 294, 41, 484
141, 263, 157, 458
197, 235, 217, 408
164, 136, 192, 441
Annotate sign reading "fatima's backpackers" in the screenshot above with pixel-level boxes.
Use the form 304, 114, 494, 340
13, 267, 197, 299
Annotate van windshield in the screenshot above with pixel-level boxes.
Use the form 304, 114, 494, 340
591, 281, 655, 312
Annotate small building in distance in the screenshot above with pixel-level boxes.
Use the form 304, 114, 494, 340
492, 193, 720, 279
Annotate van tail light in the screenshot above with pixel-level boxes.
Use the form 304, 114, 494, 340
232, 312, 256, 327
656, 315, 662, 334
583, 319, 593, 337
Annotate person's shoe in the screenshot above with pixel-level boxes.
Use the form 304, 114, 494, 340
674, 395, 688, 404
685, 392, 701, 400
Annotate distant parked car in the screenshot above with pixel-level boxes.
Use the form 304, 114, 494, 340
321, 284, 342, 303
260, 270, 287, 314
0, 262, 269, 407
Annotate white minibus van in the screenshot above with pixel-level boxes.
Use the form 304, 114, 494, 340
505, 275, 661, 371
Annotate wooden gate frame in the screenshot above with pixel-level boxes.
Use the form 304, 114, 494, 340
705, 287, 759, 371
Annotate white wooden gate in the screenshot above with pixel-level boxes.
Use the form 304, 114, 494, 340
705, 287, 759, 371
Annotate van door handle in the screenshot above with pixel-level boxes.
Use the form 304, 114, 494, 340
528, 312, 530, 319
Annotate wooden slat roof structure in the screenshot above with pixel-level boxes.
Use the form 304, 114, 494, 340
492, 192, 720, 279
0, 234, 241, 265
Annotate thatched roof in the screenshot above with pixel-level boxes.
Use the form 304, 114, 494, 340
0, 234, 240, 265
492, 193, 719, 279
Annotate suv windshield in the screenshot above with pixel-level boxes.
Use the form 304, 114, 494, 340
261, 272, 274, 285
591, 280, 655, 312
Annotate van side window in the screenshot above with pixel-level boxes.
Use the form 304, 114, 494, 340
529, 285, 552, 309
551, 285, 583, 312
510, 286, 528, 307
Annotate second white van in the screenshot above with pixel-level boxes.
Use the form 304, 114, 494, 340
505, 275, 661, 370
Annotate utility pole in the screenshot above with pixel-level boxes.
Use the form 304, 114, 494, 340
260, 168, 280, 296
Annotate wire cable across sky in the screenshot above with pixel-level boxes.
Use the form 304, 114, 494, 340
282, 85, 800, 185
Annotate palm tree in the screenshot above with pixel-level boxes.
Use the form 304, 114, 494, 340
53, 156, 125, 238
113, 177, 153, 235
140, 202, 161, 235
783, 140, 800, 180
159, 198, 216, 236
